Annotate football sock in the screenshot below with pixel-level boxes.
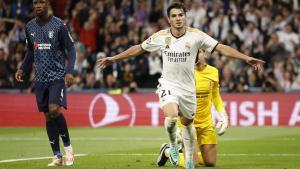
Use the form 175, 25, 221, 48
164, 117, 178, 147
177, 151, 204, 167
198, 152, 204, 165
46, 119, 61, 158
182, 123, 196, 161
54, 114, 71, 147
178, 153, 185, 167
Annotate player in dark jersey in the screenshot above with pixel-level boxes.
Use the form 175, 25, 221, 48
15, 0, 76, 166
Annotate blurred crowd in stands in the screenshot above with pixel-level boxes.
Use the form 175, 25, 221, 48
0, 0, 299, 93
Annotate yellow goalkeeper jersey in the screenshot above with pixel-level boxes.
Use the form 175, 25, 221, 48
193, 64, 225, 128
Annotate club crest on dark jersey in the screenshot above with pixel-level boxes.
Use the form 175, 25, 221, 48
48, 31, 54, 38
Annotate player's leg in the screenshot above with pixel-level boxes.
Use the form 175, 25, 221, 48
157, 119, 183, 166
180, 116, 196, 169
176, 126, 204, 167
160, 130, 198, 168
178, 94, 197, 169
156, 85, 180, 165
200, 144, 216, 166
45, 109, 64, 166
34, 82, 63, 166
161, 102, 179, 165
48, 81, 74, 166
48, 105, 71, 148
197, 125, 217, 167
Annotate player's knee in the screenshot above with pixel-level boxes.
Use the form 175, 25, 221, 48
44, 113, 52, 121
205, 162, 216, 167
204, 159, 216, 167
180, 117, 193, 126
48, 105, 61, 119
164, 110, 178, 118
162, 103, 178, 118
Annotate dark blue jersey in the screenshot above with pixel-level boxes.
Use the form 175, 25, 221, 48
21, 15, 76, 82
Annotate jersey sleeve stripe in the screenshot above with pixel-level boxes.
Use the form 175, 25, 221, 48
211, 42, 219, 54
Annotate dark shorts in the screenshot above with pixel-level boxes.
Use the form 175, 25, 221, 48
34, 80, 67, 112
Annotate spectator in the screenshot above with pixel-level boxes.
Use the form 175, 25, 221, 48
0, 0, 299, 92
0, 47, 11, 88
147, 52, 162, 88
83, 72, 100, 89
277, 24, 299, 52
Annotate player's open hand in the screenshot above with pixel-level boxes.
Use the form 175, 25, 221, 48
64, 73, 74, 88
246, 57, 265, 71
97, 57, 115, 70
15, 69, 24, 82
216, 111, 229, 136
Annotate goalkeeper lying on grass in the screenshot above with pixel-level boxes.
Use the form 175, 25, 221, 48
157, 50, 228, 168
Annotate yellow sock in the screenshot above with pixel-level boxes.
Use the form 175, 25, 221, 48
178, 152, 204, 167
197, 152, 204, 165
178, 153, 185, 167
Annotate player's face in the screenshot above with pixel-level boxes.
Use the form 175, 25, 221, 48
168, 8, 186, 30
33, 0, 48, 17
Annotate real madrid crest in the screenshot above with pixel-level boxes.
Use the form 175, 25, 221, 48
165, 37, 171, 49
48, 31, 54, 38
185, 42, 191, 49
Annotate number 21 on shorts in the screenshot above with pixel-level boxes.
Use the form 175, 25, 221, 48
160, 89, 171, 98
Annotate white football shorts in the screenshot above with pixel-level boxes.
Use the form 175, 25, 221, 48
156, 84, 196, 119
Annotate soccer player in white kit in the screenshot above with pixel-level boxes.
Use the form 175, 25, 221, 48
98, 3, 264, 169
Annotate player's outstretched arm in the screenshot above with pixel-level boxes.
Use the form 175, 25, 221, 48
97, 45, 145, 70
215, 44, 265, 71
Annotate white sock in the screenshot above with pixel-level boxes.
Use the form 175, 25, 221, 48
64, 145, 73, 151
182, 123, 196, 161
164, 117, 178, 147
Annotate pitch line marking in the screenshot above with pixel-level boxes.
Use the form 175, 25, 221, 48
106, 153, 300, 157
0, 154, 88, 164
0, 137, 297, 141
0, 137, 166, 141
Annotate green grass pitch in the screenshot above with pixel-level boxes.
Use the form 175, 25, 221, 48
0, 127, 299, 169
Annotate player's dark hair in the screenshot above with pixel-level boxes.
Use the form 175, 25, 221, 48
167, 2, 187, 17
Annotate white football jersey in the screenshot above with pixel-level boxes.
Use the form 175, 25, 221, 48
141, 27, 218, 94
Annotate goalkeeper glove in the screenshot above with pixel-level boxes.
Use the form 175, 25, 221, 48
215, 111, 228, 136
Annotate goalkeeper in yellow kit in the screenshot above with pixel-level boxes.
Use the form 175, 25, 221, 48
157, 49, 229, 167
